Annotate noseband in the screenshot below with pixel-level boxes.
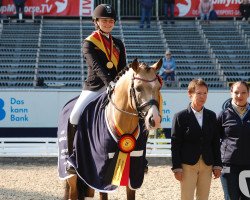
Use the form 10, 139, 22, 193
108, 74, 161, 119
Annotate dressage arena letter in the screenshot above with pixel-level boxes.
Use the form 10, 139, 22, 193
239, 170, 250, 198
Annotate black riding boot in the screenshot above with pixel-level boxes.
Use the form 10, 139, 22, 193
66, 123, 78, 175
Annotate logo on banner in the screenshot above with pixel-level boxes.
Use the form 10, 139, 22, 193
162, 100, 171, 125
46, 0, 68, 13
55, 0, 68, 13
9, 98, 29, 122
176, 0, 191, 17
239, 170, 250, 198
0, 98, 6, 121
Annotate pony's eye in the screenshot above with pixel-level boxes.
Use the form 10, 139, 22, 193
136, 86, 142, 92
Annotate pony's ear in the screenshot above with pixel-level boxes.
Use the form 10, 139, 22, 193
131, 58, 140, 72
151, 59, 163, 71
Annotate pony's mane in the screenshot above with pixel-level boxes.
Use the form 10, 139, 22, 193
112, 65, 130, 84
112, 62, 151, 84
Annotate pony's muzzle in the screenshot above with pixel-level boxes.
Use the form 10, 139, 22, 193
149, 114, 161, 128
145, 106, 161, 130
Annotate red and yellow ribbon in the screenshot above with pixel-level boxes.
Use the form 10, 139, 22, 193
111, 134, 136, 186
85, 31, 119, 69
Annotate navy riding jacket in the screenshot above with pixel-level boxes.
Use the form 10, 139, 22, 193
217, 104, 250, 166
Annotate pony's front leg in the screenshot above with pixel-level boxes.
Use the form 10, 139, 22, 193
63, 180, 70, 200
126, 186, 135, 200
99, 192, 108, 200
67, 175, 78, 200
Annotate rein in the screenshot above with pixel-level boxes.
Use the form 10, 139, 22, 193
109, 96, 138, 116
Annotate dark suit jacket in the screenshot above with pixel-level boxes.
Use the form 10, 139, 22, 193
171, 105, 222, 170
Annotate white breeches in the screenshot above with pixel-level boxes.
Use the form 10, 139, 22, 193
69, 87, 106, 125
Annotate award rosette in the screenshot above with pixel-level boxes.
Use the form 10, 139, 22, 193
118, 134, 136, 153
105, 134, 136, 186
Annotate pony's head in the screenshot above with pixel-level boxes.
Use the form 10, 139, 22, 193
111, 58, 163, 131
129, 58, 163, 130
109, 59, 162, 132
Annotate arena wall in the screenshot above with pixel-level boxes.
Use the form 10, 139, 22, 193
0, 89, 231, 138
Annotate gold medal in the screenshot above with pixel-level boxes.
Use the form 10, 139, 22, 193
107, 62, 113, 69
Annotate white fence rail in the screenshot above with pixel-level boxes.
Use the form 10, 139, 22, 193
0, 138, 171, 157
146, 138, 171, 157
0, 138, 58, 157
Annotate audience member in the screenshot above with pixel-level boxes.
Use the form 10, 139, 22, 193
14, 0, 26, 19
164, 0, 175, 24
140, 0, 154, 28
0, 0, 2, 18
159, 50, 176, 82
198, 0, 215, 23
239, 0, 250, 22
217, 81, 250, 200
171, 78, 222, 200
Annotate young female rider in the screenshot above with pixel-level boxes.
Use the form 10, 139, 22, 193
70, 4, 127, 126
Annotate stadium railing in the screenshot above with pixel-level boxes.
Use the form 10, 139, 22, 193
0, 137, 172, 157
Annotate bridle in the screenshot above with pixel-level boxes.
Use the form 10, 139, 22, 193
108, 74, 162, 119
130, 75, 160, 119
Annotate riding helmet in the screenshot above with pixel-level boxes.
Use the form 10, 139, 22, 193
92, 4, 116, 21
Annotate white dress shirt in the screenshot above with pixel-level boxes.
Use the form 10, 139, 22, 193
191, 107, 204, 128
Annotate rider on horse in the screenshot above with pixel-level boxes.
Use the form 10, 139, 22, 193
69, 4, 127, 129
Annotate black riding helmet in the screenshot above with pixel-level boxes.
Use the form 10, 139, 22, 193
92, 4, 116, 21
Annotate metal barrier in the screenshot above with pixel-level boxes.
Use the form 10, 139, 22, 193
95, 0, 166, 18
0, 137, 171, 157
146, 138, 171, 157
0, 138, 58, 157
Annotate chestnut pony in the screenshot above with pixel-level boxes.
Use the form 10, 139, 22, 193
58, 59, 162, 200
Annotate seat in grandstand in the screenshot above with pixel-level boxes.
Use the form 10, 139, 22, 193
82, 20, 94, 39
38, 20, 83, 88
122, 20, 165, 67
162, 20, 224, 88
201, 21, 250, 85
0, 22, 40, 88
238, 22, 250, 38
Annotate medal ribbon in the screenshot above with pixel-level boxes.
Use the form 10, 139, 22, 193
98, 32, 113, 65
85, 31, 119, 69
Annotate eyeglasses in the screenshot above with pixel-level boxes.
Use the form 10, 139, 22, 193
166, 54, 171, 55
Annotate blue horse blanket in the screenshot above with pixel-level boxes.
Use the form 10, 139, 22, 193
58, 93, 148, 192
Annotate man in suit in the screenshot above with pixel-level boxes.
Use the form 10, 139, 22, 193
171, 78, 222, 200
